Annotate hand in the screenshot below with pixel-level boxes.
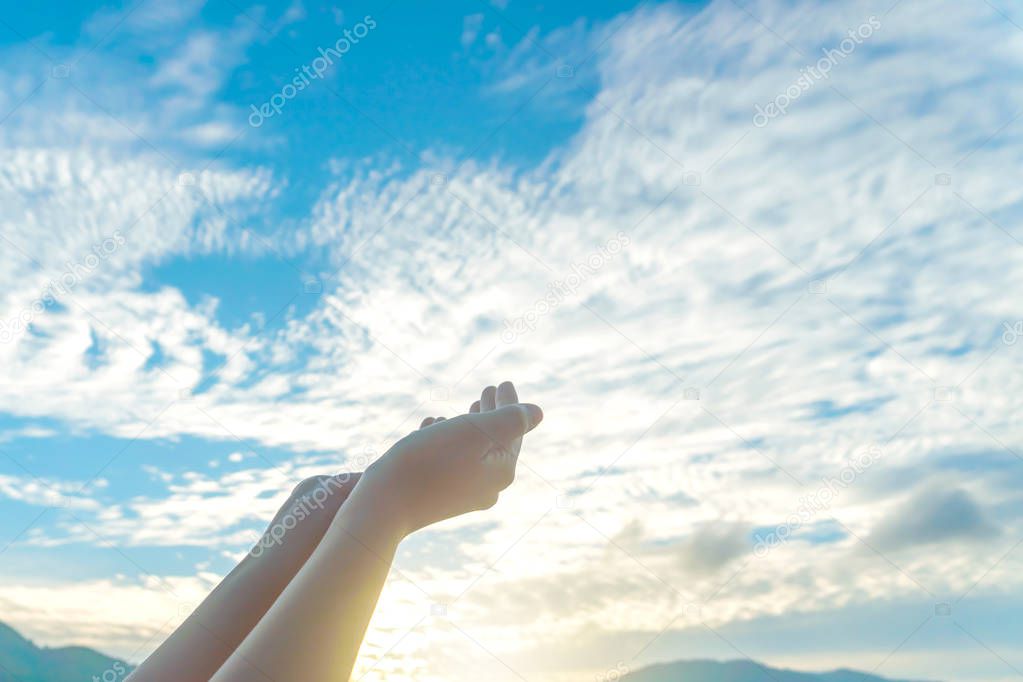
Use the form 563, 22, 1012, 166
359, 381, 543, 535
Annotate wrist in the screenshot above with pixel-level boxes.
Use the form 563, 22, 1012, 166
330, 468, 411, 545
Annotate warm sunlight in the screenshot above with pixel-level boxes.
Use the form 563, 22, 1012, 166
0, 1, 1020, 681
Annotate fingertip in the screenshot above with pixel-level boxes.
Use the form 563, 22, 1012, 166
520, 403, 543, 430
481, 385, 497, 411
474, 403, 543, 440
496, 380, 518, 407
469, 400, 481, 413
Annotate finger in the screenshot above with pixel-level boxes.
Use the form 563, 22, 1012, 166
420, 417, 436, 428
435, 416, 446, 422
471, 403, 543, 445
469, 400, 481, 413
480, 385, 497, 411
496, 380, 518, 408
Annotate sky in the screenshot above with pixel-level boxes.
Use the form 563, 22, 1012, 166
0, 0, 1022, 680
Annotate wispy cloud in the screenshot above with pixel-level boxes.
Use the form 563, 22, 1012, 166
0, 1, 1021, 680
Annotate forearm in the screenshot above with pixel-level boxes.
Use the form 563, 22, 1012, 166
132, 474, 359, 682
210, 476, 405, 682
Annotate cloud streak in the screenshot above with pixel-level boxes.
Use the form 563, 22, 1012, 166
0, 1, 1022, 680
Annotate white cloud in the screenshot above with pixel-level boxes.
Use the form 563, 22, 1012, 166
0, 574, 217, 657
462, 14, 485, 49
2, 1, 1023, 680
150, 23, 259, 104
0, 473, 100, 511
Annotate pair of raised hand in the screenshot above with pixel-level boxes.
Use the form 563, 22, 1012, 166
132, 382, 543, 682
212, 381, 542, 681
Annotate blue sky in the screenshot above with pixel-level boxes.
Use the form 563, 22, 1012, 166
1, 1, 1023, 680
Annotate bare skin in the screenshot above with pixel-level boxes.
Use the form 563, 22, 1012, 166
129, 382, 541, 681
129, 472, 362, 681
208, 381, 542, 682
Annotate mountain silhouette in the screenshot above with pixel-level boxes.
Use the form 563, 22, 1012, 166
621, 659, 934, 682
0, 621, 132, 682
0, 621, 936, 682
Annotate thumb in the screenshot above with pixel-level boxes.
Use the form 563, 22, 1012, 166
470, 403, 543, 444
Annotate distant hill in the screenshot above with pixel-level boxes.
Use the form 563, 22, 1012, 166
622, 659, 932, 682
0, 622, 132, 682
0, 622, 933, 682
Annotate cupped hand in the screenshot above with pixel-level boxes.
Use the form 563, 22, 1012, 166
361, 381, 543, 535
